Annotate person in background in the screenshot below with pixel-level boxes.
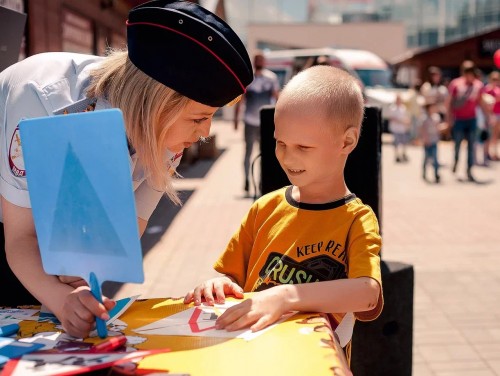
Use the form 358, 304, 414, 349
0, 0, 252, 338
387, 94, 411, 162
185, 65, 383, 366
445, 60, 492, 182
420, 66, 449, 121
315, 55, 331, 66
483, 71, 500, 161
234, 51, 280, 196
302, 54, 331, 70
418, 101, 442, 183
474, 68, 490, 166
420, 66, 449, 139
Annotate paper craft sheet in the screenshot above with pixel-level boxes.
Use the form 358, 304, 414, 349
0, 309, 40, 322
133, 302, 296, 341
0, 338, 45, 366
1, 350, 168, 376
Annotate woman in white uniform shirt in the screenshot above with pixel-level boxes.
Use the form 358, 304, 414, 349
0, 0, 252, 338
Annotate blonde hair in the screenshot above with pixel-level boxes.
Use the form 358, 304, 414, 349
86, 49, 190, 205
278, 65, 364, 132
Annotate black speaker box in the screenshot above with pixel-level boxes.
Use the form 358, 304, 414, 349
259, 105, 288, 196
350, 260, 414, 376
345, 106, 382, 227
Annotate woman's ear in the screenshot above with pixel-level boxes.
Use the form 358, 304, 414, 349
342, 126, 359, 154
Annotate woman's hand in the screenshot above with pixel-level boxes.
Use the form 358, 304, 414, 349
215, 285, 291, 332
58, 286, 115, 338
184, 276, 244, 306
58, 275, 88, 289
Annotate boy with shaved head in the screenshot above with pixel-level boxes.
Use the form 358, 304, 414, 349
185, 65, 383, 363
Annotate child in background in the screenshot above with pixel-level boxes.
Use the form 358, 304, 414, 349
387, 94, 411, 162
420, 66, 449, 122
419, 101, 442, 183
184, 65, 383, 364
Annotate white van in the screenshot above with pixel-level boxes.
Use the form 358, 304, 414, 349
263, 47, 419, 131
262, 47, 358, 88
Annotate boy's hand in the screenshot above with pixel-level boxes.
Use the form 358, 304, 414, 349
59, 286, 115, 338
215, 285, 290, 332
183, 276, 244, 306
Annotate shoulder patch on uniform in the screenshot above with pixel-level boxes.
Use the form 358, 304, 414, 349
9, 125, 26, 177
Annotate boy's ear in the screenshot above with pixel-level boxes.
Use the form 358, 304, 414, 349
342, 127, 359, 153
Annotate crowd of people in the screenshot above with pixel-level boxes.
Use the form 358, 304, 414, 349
387, 60, 500, 183
233, 52, 500, 188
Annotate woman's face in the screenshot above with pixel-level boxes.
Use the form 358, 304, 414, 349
164, 100, 218, 153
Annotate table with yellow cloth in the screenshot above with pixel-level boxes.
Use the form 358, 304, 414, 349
14, 297, 351, 376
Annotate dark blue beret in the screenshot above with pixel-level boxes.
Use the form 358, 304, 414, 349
127, 0, 253, 107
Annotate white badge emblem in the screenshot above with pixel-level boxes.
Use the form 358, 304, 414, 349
9, 125, 26, 177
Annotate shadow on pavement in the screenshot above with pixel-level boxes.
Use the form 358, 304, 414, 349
102, 150, 224, 298
177, 148, 226, 179
103, 192, 192, 297
456, 177, 495, 185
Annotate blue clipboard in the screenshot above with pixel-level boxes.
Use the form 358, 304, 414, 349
19, 109, 144, 338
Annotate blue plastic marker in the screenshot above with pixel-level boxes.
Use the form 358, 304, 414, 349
0, 323, 19, 337
89, 272, 107, 338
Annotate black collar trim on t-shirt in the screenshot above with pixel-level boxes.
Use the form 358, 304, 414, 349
285, 185, 357, 210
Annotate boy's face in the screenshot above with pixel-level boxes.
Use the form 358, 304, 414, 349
274, 105, 350, 191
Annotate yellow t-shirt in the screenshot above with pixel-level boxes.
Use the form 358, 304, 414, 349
214, 186, 383, 323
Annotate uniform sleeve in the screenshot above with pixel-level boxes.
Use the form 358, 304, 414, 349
213, 204, 257, 287
134, 180, 164, 221
347, 206, 383, 321
0, 79, 55, 208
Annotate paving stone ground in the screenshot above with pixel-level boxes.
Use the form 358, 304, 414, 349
113, 119, 500, 376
